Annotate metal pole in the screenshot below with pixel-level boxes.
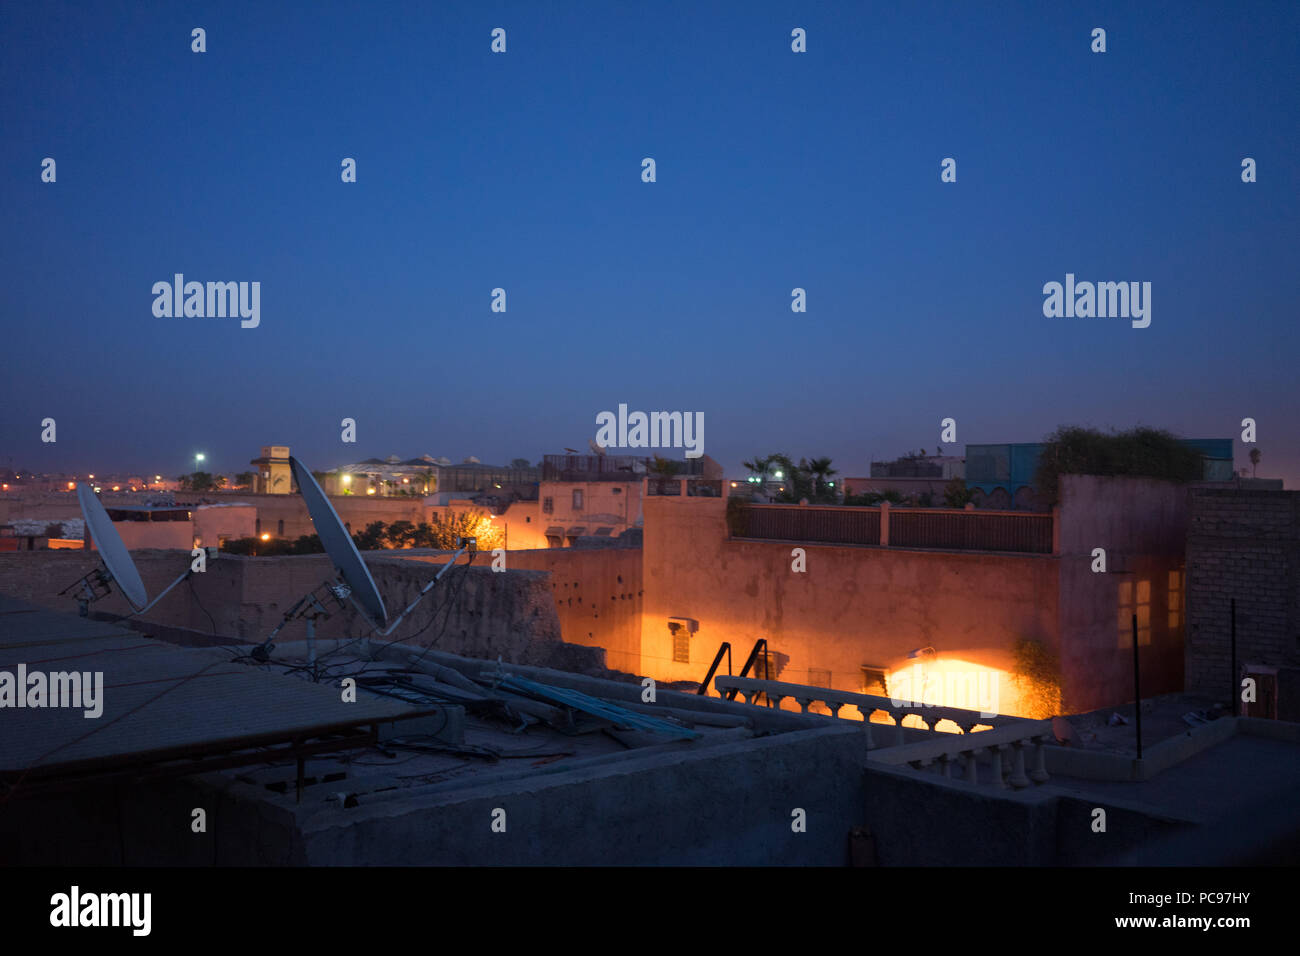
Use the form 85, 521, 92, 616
1230, 597, 1237, 717
1132, 613, 1142, 759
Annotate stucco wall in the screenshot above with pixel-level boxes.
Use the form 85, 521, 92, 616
402, 547, 644, 674
640, 497, 1059, 714
0, 550, 601, 673
1056, 475, 1189, 711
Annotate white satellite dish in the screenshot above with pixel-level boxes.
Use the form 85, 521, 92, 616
588, 438, 606, 457
253, 456, 478, 664
77, 482, 149, 611
290, 456, 387, 630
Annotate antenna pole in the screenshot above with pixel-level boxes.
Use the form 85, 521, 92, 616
375, 542, 474, 639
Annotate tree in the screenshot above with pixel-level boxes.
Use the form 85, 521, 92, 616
234, 471, 254, 488
510, 458, 531, 469
385, 520, 417, 548
179, 471, 216, 492
352, 521, 387, 551
648, 454, 680, 477
1249, 447, 1261, 477
806, 456, 838, 503
426, 509, 503, 551
943, 476, 974, 509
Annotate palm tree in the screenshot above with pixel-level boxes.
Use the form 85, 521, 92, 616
806, 456, 838, 502
1249, 447, 1261, 477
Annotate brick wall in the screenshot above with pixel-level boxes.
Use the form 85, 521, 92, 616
1185, 489, 1300, 718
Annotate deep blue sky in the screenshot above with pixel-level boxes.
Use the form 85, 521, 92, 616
2, 1, 1297, 484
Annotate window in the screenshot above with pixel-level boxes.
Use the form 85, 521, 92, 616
572, 489, 584, 510
752, 650, 781, 681
543, 497, 553, 515
860, 666, 888, 697
1118, 579, 1151, 647
255, 518, 261, 535
807, 668, 832, 688
277, 519, 284, 536
672, 629, 690, 664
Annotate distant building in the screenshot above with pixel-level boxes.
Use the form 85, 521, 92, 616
843, 454, 965, 502
249, 445, 294, 495
965, 439, 1235, 511
540, 453, 722, 547
326, 455, 538, 498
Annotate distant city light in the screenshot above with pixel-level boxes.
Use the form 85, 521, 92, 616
155, 475, 162, 481
112, 485, 120, 491
366, 487, 376, 495
88, 474, 94, 479
773, 471, 783, 479
67, 482, 75, 490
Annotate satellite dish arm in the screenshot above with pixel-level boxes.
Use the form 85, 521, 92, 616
121, 569, 193, 616
375, 542, 474, 638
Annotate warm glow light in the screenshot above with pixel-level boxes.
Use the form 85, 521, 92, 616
342, 474, 352, 485
155, 475, 162, 481
884, 658, 1029, 726
112, 485, 120, 491
88, 474, 94, 479
260, 533, 270, 541
366, 487, 376, 495
67, 482, 75, 490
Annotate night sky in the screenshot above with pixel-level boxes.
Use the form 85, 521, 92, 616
2, 1, 1297, 484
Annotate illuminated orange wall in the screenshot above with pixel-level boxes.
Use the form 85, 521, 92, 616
639, 496, 1060, 717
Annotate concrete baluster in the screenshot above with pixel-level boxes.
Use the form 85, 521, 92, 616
989, 744, 1008, 789
1008, 740, 1031, 788
1028, 735, 1050, 783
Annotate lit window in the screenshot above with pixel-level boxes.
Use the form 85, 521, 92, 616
1118, 579, 1152, 647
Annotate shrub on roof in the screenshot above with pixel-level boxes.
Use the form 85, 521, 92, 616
1034, 426, 1203, 506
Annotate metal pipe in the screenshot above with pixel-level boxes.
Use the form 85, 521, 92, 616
1132, 613, 1142, 759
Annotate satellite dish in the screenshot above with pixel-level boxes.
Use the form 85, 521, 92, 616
77, 482, 148, 611
289, 456, 387, 629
